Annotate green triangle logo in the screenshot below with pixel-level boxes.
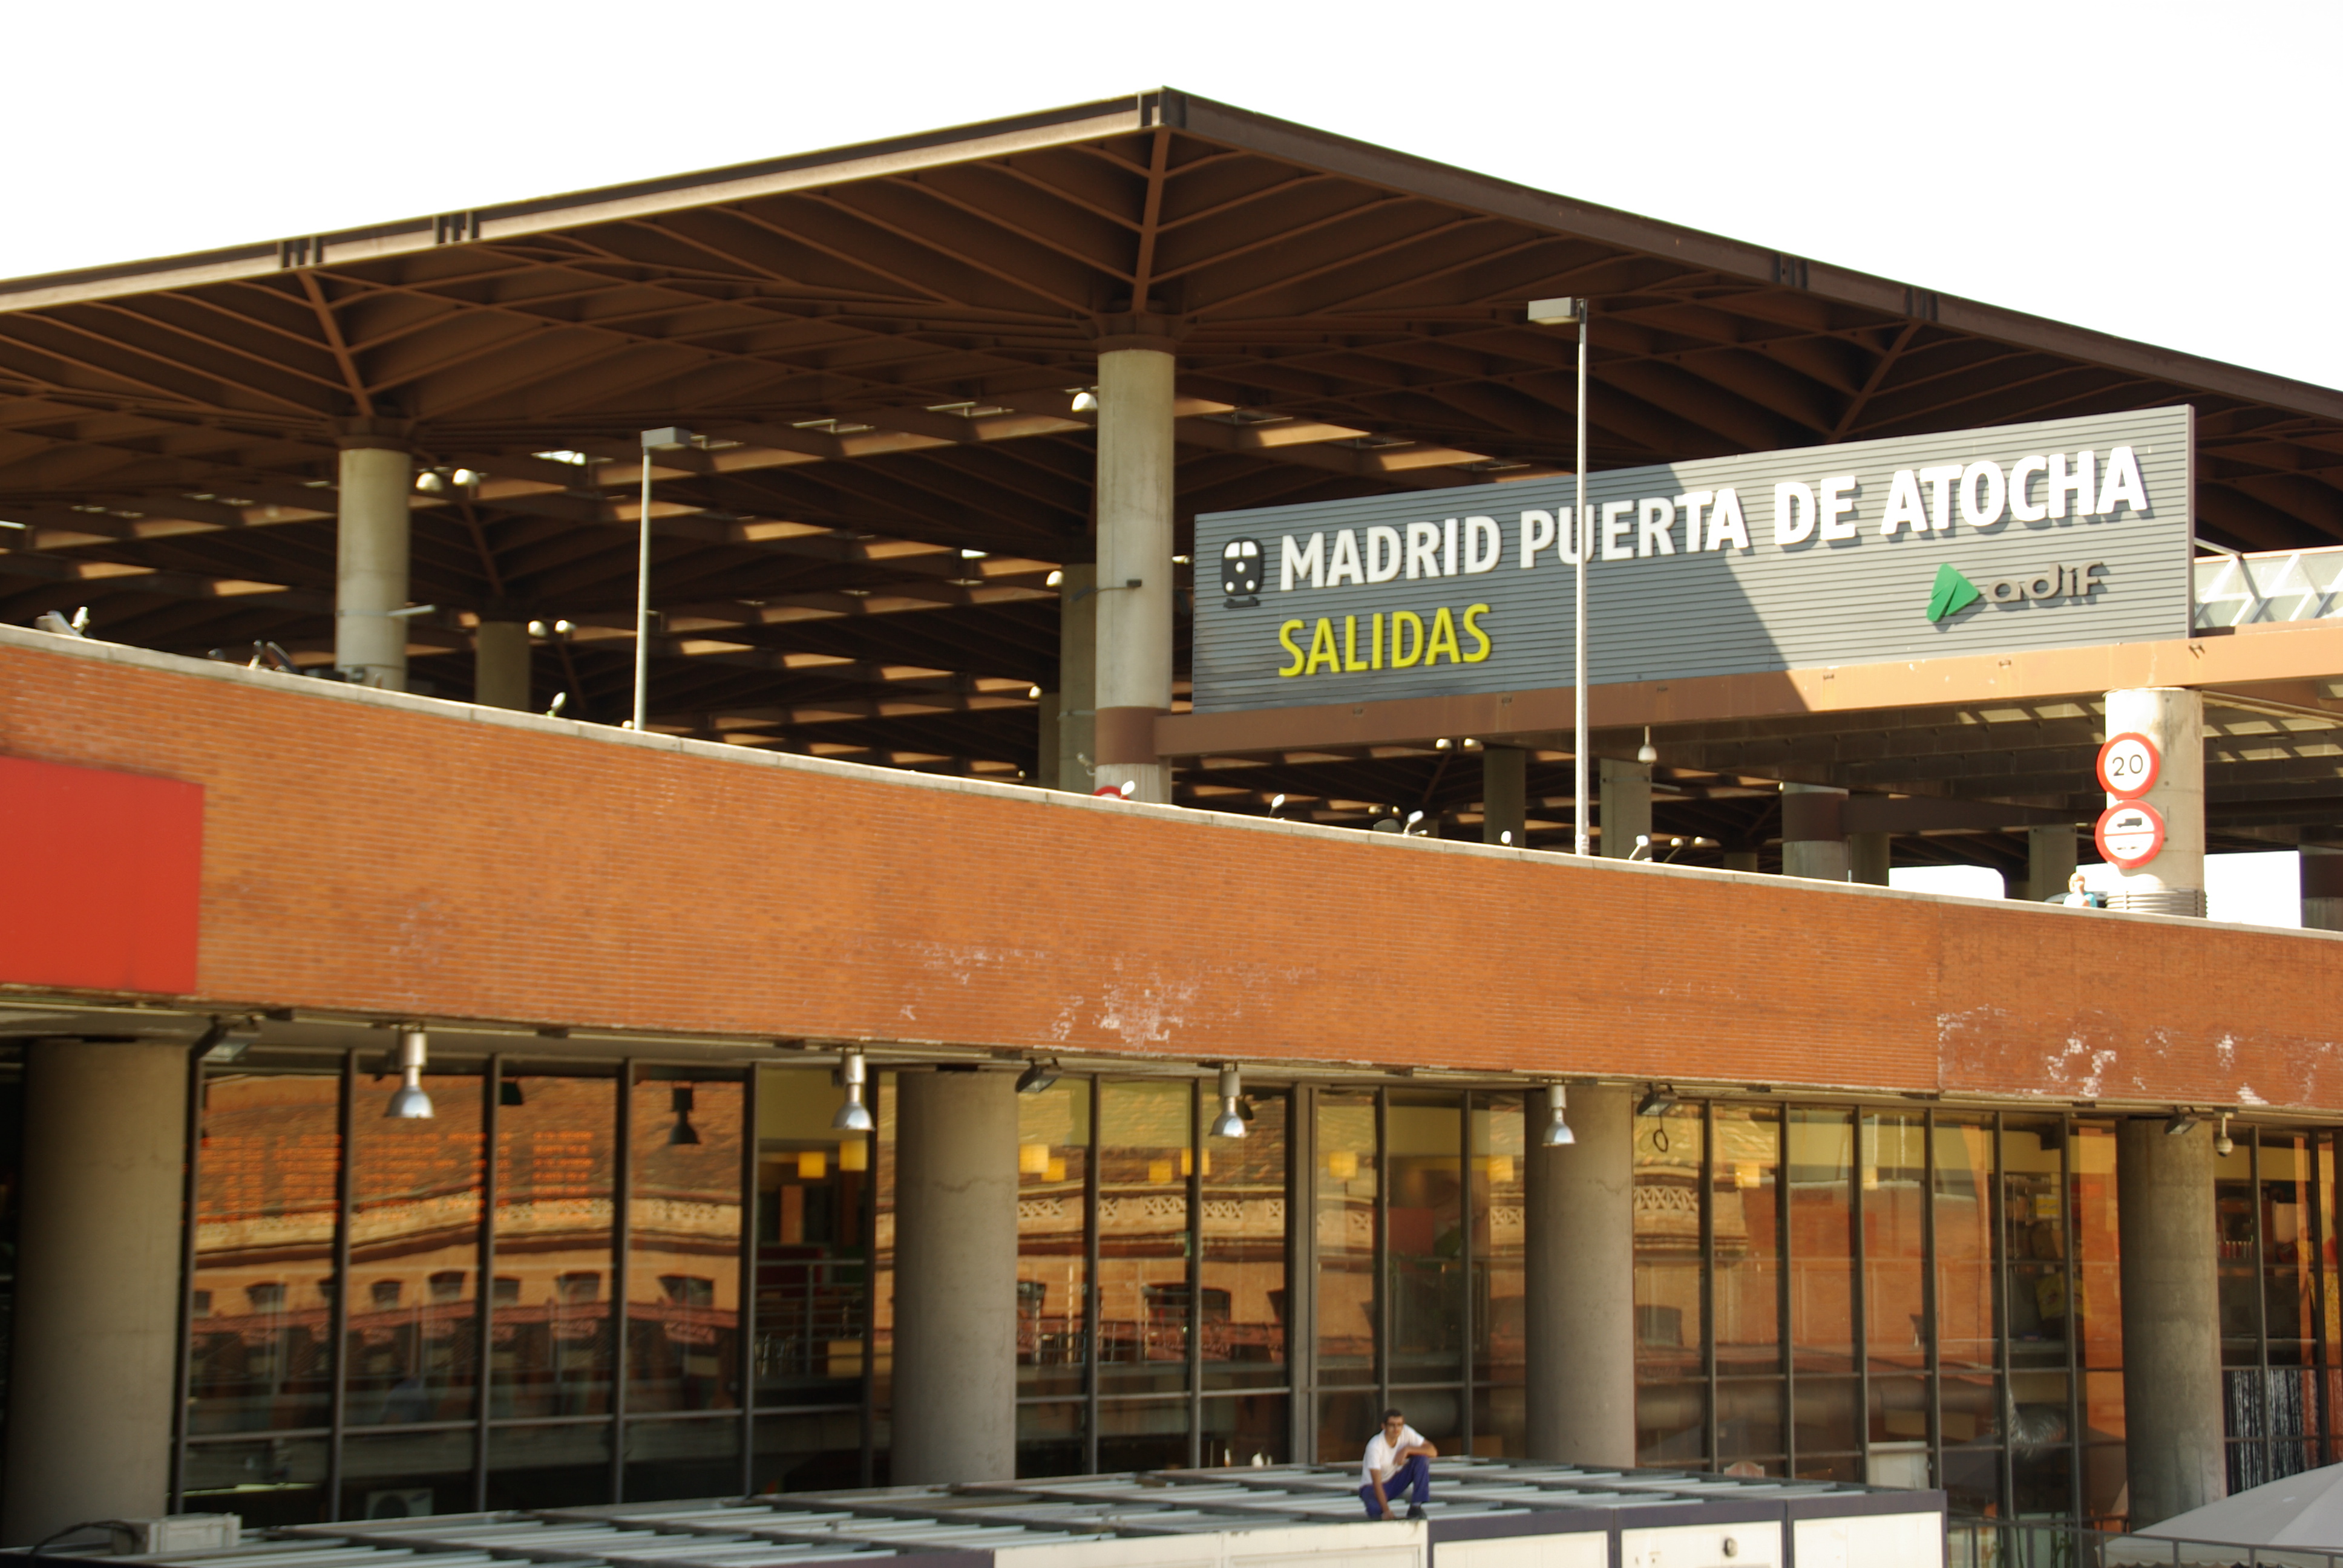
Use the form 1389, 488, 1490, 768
1927, 563, 1982, 623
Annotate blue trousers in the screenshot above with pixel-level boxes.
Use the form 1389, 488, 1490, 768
1359, 1453, 1430, 1518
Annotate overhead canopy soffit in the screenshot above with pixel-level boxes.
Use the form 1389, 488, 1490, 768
5, 88, 2343, 860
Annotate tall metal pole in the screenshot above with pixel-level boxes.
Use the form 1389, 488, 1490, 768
1573, 304, 1591, 856
633, 456, 653, 731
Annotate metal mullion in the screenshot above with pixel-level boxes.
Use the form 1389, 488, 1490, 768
1779, 1103, 1795, 1479
1291, 1084, 1317, 1464
325, 1052, 356, 1520
738, 1065, 758, 1498
2253, 1128, 2270, 1478
2062, 1115, 2082, 1526
1852, 1108, 1870, 1483
1993, 1112, 2014, 1531
1922, 1109, 1941, 1488
1700, 1099, 1717, 1472
1375, 1088, 1391, 1414
475, 1058, 502, 1512
1461, 1090, 1475, 1455
169, 1047, 206, 1511
1084, 1074, 1101, 1475
611, 1060, 634, 1502
858, 1070, 879, 1487
2313, 1132, 2334, 1464
1187, 1078, 1203, 1467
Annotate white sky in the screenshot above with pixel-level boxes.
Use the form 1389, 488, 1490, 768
1893, 852, 2304, 928
8, 1, 2341, 392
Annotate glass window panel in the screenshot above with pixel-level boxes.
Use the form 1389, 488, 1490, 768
629, 1076, 742, 1414
1388, 1092, 1464, 1386
1634, 1103, 1705, 1387
347, 1071, 482, 1427
1715, 1377, 1784, 1466
1204, 1392, 1291, 1466
2070, 1122, 2123, 1374
624, 1413, 742, 1501
1472, 1097, 1525, 1389
2263, 1134, 2318, 1362
1316, 1090, 1377, 1388
491, 1074, 616, 1420
1940, 1372, 2002, 1517
1474, 1385, 1525, 1461
1637, 1381, 1706, 1467
2324, 1137, 2342, 1466
1018, 1399, 1086, 1477
182, 1436, 327, 1527
189, 1071, 342, 1433
2081, 1442, 2129, 1527
750, 1405, 863, 1494
1314, 1388, 1380, 1467
755, 1066, 870, 1410
1098, 1396, 1190, 1471
1203, 1088, 1285, 1390
2001, 1118, 2067, 1379
1933, 1119, 1997, 1374
1869, 1373, 1927, 1445
1792, 1375, 1861, 1457
1712, 1105, 1780, 1378
339, 1427, 473, 1519
1788, 1108, 1855, 1373
872, 1070, 896, 1421
484, 1420, 611, 1508
1018, 1079, 1090, 1397
2008, 1366, 2074, 1514
1098, 1080, 1192, 1397
1864, 1114, 1927, 1374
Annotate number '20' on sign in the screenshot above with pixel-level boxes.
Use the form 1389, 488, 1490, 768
2096, 732, 2161, 799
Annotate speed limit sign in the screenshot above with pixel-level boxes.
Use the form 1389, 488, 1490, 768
2097, 732, 2161, 799
2096, 800, 2167, 869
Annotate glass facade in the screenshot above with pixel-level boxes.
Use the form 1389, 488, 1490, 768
168, 1064, 2343, 1530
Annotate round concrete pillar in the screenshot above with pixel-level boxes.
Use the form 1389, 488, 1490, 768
1780, 783, 1849, 881
2301, 846, 2343, 932
1722, 848, 1760, 874
2103, 688, 2204, 916
2117, 1116, 2224, 1524
1, 1041, 188, 1543
474, 619, 531, 711
1092, 348, 1176, 805
2027, 825, 2079, 903
1524, 1083, 1635, 1466
1848, 832, 1891, 886
336, 440, 415, 690
1598, 759, 1651, 859
891, 1068, 1019, 1483
1483, 746, 1528, 844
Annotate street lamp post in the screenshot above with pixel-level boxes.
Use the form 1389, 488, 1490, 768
635, 426, 696, 731
1529, 298, 1592, 854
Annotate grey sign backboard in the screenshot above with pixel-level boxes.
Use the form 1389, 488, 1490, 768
1190, 406, 2194, 714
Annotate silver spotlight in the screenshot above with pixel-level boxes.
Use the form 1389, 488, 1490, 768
1210, 1066, 1247, 1139
832, 1050, 874, 1132
1539, 1083, 1575, 1148
385, 1028, 434, 1119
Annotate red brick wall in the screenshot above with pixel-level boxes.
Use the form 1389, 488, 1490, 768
4, 633, 2338, 1111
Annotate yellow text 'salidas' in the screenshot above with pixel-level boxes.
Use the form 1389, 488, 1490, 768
1277, 605, 1493, 678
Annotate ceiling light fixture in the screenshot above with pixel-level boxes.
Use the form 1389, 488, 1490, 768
1070, 390, 1099, 413
2215, 1114, 2235, 1157
384, 1028, 434, 1120
831, 1051, 874, 1132
1637, 727, 1659, 765
1539, 1083, 1576, 1148
1210, 1066, 1248, 1139
1636, 1086, 1679, 1117
2165, 1109, 2200, 1136
1015, 1059, 1061, 1096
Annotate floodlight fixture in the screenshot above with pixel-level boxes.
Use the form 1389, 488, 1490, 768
1638, 727, 1659, 765
2164, 1109, 2200, 1136
385, 1028, 434, 1120
1015, 1059, 1061, 1096
1527, 296, 1586, 326
1539, 1083, 1576, 1148
1636, 1085, 1679, 1117
832, 1050, 874, 1132
1070, 390, 1099, 413
1210, 1066, 1248, 1139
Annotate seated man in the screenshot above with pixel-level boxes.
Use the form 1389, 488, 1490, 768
1359, 1406, 1437, 1520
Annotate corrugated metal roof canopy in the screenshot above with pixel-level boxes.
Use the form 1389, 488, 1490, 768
4, 88, 2339, 860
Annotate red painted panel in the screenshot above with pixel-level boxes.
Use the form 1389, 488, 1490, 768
0, 754, 201, 994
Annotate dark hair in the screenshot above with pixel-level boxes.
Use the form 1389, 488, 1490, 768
1382, 1408, 1405, 1423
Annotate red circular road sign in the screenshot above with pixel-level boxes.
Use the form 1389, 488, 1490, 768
2096, 799, 2167, 870
2097, 731, 2161, 799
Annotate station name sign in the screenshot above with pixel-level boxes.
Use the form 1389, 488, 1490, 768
1190, 407, 2194, 714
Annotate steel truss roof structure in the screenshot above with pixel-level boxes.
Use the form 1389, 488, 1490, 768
6, 89, 2342, 867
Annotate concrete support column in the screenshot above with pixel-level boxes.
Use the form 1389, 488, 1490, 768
2117, 1117, 2225, 1525
1598, 759, 1651, 859
1483, 746, 1527, 845
892, 1068, 1018, 1483
1092, 348, 1176, 804
473, 619, 531, 711
1050, 564, 1098, 792
1780, 782, 1849, 881
2027, 825, 2079, 903
1524, 1083, 1635, 1466
2301, 846, 2343, 932
2105, 688, 2206, 916
1722, 849, 1760, 873
1848, 832, 1891, 886
1, 1041, 188, 1543
336, 437, 415, 690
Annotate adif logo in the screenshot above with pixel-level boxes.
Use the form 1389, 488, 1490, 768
1222, 538, 1263, 607
1927, 562, 2106, 623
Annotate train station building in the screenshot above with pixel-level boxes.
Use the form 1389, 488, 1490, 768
2, 89, 2342, 1549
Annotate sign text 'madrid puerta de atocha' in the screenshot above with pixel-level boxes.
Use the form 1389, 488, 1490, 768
1189, 407, 2194, 714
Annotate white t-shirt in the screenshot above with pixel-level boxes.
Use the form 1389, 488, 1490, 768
1362, 1425, 1426, 1486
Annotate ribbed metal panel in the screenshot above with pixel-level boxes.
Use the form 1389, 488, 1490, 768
1193, 407, 2194, 714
